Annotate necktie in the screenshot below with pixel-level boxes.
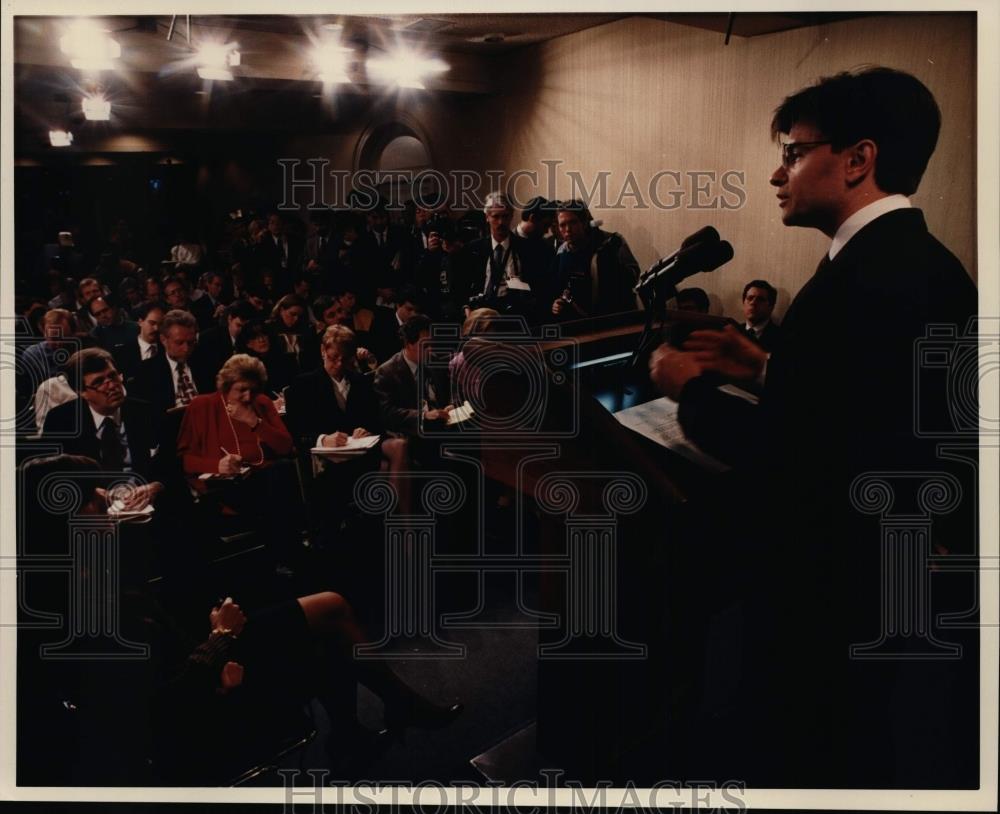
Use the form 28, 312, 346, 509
100, 417, 125, 470
488, 244, 505, 297
146, 343, 157, 359
175, 361, 197, 406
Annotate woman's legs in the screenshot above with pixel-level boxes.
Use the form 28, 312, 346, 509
380, 437, 411, 515
296, 592, 461, 730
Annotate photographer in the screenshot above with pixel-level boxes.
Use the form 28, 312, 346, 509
414, 214, 478, 323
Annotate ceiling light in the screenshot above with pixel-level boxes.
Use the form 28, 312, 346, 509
196, 41, 240, 81
59, 20, 121, 72
311, 43, 352, 84
368, 48, 448, 89
82, 93, 111, 121
49, 130, 74, 147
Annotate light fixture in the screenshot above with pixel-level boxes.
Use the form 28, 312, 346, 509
59, 20, 121, 72
82, 93, 111, 121
49, 130, 74, 147
367, 48, 448, 90
311, 42, 352, 84
196, 41, 240, 81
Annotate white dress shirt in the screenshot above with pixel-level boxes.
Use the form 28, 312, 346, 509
829, 194, 911, 260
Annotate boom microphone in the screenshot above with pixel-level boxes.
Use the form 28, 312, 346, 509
637, 226, 720, 285
634, 239, 734, 293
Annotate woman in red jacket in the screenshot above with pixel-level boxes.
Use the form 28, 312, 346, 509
177, 353, 301, 572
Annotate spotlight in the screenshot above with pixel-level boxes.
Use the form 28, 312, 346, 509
311, 42, 352, 84
196, 41, 240, 81
82, 93, 111, 121
49, 130, 74, 147
368, 48, 448, 90
59, 19, 121, 72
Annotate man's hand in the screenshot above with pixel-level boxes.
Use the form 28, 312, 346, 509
210, 597, 247, 636
322, 431, 349, 448
219, 661, 244, 694
218, 453, 243, 475
423, 405, 453, 423
682, 325, 767, 383
649, 344, 705, 401
120, 482, 163, 510
351, 427, 370, 439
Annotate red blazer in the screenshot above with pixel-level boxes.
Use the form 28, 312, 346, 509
177, 392, 293, 476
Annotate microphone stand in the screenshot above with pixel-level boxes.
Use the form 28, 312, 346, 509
627, 275, 676, 372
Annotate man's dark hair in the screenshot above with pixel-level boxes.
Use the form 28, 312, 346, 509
742, 279, 777, 305
88, 294, 116, 315
134, 300, 165, 321
557, 199, 593, 227
64, 347, 115, 393
312, 294, 336, 318
400, 314, 433, 345
675, 287, 710, 313
522, 196, 553, 221
396, 285, 421, 309
225, 300, 258, 322
163, 275, 188, 293
771, 66, 940, 196
236, 319, 273, 352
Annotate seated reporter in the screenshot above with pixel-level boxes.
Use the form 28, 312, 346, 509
286, 325, 382, 449
268, 294, 320, 375
286, 325, 401, 537
235, 319, 296, 395
176, 354, 302, 570
42, 348, 162, 509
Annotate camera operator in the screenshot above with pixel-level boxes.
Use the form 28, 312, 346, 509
550, 200, 640, 320
414, 215, 478, 323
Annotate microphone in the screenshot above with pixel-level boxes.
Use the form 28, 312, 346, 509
637, 226, 720, 285
634, 239, 734, 293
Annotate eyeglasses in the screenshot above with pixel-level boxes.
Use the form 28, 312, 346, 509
83, 369, 123, 391
779, 140, 833, 169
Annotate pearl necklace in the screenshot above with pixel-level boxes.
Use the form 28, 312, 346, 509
220, 394, 264, 466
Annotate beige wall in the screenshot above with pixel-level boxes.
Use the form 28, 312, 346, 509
478, 13, 976, 320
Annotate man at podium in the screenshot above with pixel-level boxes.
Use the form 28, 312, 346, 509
650, 67, 978, 787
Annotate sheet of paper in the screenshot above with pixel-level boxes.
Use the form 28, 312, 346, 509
447, 401, 475, 426
311, 434, 380, 455
613, 396, 729, 473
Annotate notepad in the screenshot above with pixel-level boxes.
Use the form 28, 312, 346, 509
311, 434, 380, 455
447, 401, 475, 426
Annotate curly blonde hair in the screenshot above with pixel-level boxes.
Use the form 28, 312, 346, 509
216, 353, 268, 393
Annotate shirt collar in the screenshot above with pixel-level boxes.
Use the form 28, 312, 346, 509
745, 319, 770, 335
89, 402, 121, 430
491, 235, 510, 251
829, 194, 911, 260
138, 336, 154, 353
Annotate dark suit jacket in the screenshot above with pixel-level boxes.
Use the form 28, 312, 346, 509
367, 307, 403, 365
135, 352, 214, 428
674, 208, 977, 784
745, 320, 784, 354
190, 295, 223, 332
462, 233, 556, 313
193, 326, 238, 381
373, 351, 449, 437
284, 367, 381, 448
41, 396, 157, 479
112, 337, 143, 385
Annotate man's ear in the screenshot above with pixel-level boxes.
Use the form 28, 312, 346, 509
845, 139, 877, 186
